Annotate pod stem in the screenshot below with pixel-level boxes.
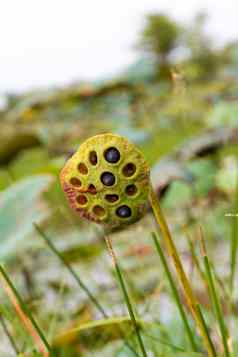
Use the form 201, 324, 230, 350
149, 184, 217, 357
104, 235, 148, 357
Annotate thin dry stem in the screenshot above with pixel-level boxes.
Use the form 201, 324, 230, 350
149, 184, 217, 357
104, 235, 117, 266
0, 275, 49, 357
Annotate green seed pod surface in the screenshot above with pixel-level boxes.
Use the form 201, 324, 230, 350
60, 133, 150, 229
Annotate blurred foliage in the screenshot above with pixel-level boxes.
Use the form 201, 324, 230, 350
0, 175, 53, 261
1, 11, 238, 356
139, 14, 181, 78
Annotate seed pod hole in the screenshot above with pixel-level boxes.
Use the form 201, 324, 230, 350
125, 184, 138, 196
105, 194, 119, 203
89, 151, 98, 165
104, 147, 120, 164
76, 195, 88, 205
93, 205, 105, 217
69, 177, 82, 187
88, 184, 97, 194
122, 163, 136, 177
78, 162, 88, 175
116, 205, 132, 218
101, 172, 116, 186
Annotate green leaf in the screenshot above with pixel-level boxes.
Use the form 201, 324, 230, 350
208, 101, 238, 128
0, 174, 53, 260
53, 316, 135, 347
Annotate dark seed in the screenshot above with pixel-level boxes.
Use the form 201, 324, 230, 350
93, 205, 105, 217
70, 177, 81, 187
125, 184, 137, 196
122, 163, 136, 177
78, 162, 88, 175
89, 151, 97, 165
88, 184, 97, 194
101, 172, 115, 186
105, 194, 119, 203
76, 195, 88, 205
104, 147, 120, 163
116, 205, 132, 218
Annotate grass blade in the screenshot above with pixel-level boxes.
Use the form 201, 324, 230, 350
0, 264, 51, 355
35, 224, 139, 356
199, 228, 231, 357
152, 232, 197, 351
34, 223, 107, 318
0, 313, 19, 354
195, 304, 217, 357
149, 185, 217, 357
105, 235, 148, 357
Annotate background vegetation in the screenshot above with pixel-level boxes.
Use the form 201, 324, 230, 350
1, 12, 238, 356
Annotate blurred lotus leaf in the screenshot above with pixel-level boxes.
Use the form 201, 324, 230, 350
187, 158, 217, 197
0, 174, 53, 260
0, 125, 40, 165
208, 101, 238, 128
216, 156, 238, 193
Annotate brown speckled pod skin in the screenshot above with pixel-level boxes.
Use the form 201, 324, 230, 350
60, 133, 150, 230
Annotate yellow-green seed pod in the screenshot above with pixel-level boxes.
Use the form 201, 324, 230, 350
60, 133, 150, 229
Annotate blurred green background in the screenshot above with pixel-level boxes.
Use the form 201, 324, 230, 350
1, 8, 238, 357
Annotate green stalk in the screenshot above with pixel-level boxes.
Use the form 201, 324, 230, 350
199, 230, 230, 357
0, 313, 19, 354
0, 265, 51, 354
186, 234, 207, 284
104, 235, 148, 357
34, 223, 107, 318
152, 232, 197, 351
187, 234, 234, 316
35, 224, 138, 356
149, 185, 217, 357
195, 304, 217, 357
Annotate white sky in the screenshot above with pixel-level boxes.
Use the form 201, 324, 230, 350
0, 0, 237, 93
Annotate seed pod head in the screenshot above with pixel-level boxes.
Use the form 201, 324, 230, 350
60, 133, 150, 229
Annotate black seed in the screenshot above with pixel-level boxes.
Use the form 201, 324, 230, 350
89, 151, 97, 165
93, 205, 105, 217
105, 194, 119, 203
122, 163, 136, 177
101, 172, 115, 186
78, 162, 88, 175
88, 184, 97, 194
76, 195, 87, 205
116, 205, 132, 218
70, 177, 81, 187
125, 184, 137, 196
104, 147, 120, 163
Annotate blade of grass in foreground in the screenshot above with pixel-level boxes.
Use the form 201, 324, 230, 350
105, 235, 148, 357
149, 186, 217, 357
34, 223, 107, 318
0, 313, 19, 354
199, 228, 230, 357
195, 304, 217, 357
0, 265, 51, 356
152, 232, 197, 351
35, 224, 139, 356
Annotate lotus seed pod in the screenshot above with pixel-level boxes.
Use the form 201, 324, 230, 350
60, 133, 150, 229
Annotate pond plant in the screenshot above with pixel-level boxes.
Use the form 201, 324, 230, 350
0, 133, 231, 356
60, 133, 228, 357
